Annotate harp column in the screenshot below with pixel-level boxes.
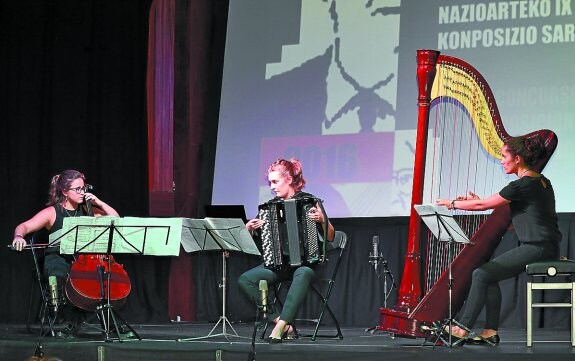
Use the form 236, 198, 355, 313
395, 49, 440, 311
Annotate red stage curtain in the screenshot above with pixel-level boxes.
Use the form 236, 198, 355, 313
147, 0, 197, 322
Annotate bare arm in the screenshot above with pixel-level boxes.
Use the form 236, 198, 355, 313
325, 220, 335, 242
436, 191, 510, 211
309, 203, 335, 242
12, 207, 56, 251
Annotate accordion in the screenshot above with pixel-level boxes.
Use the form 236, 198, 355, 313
257, 197, 327, 270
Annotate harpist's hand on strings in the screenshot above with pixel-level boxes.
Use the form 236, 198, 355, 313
246, 218, 265, 232
457, 191, 480, 201
435, 199, 451, 208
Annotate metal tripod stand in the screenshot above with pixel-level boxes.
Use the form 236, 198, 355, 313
179, 251, 246, 341
424, 209, 471, 348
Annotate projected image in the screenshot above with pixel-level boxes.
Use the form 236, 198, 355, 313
213, 0, 575, 218
257, 1, 402, 217
214, 0, 404, 218
266, 0, 400, 134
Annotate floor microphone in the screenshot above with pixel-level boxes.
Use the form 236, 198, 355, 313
48, 276, 59, 313
370, 236, 382, 271
259, 280, 268, 316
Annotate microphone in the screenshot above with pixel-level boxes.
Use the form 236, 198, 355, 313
370, 235, 382, 271
259, 280, 268, 317
48, 276, 59, 313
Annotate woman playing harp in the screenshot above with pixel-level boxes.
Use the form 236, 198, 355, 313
378, 50, 559, 339
436, 135, 561, 345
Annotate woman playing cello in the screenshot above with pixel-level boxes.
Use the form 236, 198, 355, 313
11, 169, 118, 337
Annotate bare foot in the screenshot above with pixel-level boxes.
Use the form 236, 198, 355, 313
444, 325, 468, 338
270, 319, 287, 339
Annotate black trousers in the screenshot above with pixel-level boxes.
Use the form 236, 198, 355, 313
43, 253, 84, 326
460, 241, 558, 330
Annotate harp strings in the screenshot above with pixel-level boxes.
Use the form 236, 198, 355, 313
423, 62, 506, 292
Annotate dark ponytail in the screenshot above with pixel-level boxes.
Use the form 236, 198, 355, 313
504, 135, 547, 167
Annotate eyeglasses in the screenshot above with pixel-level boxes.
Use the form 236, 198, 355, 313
66, 186, 88, 194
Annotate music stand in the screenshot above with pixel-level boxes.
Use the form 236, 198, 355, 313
178, 217, 260, 341
56, 216, 181, 342
415, 204, 472, 347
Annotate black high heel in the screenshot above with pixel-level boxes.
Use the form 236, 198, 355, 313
466, 334, 500, 346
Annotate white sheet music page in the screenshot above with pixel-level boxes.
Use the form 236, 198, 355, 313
56, 216, 181, 256
414, 204, 471, 244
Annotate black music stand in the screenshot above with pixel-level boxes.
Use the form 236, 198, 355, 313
56, 216, 179, 342
178, 217, 260, 341
415, 204, 472, 348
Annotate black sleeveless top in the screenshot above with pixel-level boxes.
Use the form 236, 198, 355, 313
47, 204, 91, 256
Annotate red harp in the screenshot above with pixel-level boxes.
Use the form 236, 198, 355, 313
378, 50, 558, 338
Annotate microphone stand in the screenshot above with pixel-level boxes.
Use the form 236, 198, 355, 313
247, 304, 266, 361
379, 259, 397, 309
366, 244, 397, 334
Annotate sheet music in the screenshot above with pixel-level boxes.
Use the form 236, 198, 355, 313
180, 218, 260, 256
53, 216, 181, 256
205, 217, 260, 255
414, 204, 471, 244
52, 216, 260, 256
118, 216, 182, 256
181, 218, 225, 252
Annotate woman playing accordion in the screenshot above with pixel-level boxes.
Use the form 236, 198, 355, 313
238, 158, 335, 343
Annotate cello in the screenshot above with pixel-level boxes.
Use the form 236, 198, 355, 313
66, 253, 131, 311
64, 200, 131, 311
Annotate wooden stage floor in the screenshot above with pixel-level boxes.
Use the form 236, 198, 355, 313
1, 321, 574, 361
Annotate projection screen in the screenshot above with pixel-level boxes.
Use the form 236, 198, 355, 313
212, 0, 575, 218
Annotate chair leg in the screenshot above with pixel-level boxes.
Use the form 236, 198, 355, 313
527, 281, 533, 347
27, 271, 53, 335
571, 281, 575, 347
307, 282, 343, 341
317, 299, 343, 341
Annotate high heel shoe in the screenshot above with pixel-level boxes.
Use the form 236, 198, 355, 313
443, 332, 467, 346
267, 336, 283, 344
269, 330, 297, 342
466, 334, 500, 346
282, 327, 297, 340
268, 327, 296, 343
